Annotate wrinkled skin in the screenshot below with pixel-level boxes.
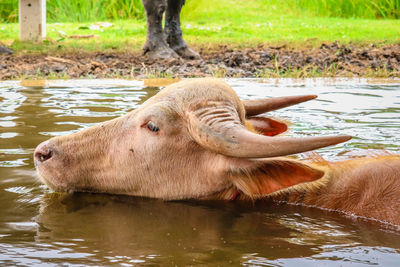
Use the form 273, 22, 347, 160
34, 78, 328, 199
34, 78, 400, 225
142, 0, 200, 60
35, 79, 244, 199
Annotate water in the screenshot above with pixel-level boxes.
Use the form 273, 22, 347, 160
0, 78, 400, 266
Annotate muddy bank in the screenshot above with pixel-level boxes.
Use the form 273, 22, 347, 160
1, 42, 400, 80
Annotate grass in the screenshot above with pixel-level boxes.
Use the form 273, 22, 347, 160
1, 0, 399, 54
11, 64, 398, 80
1, 0, 400, 23
254, 65, 398, 79
46, 0, 144, 22
0, 0, 399, 57
0, 0, 143, 23
279, 0, 400, 19
1, 3, 400, 55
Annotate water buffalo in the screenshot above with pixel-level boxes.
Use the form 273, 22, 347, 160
142, 0, 200, 60
34, 78, 400, 225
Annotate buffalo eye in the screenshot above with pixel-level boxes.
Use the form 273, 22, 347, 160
146, 121, 160, 132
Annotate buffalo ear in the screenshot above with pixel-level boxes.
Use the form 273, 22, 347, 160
246, 116, 288, 136
227, 159, 324, 198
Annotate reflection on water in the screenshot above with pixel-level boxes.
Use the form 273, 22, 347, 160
0, 78, 400, 265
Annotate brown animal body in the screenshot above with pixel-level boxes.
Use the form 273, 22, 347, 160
34, 78, 400, 225
269, 156, 400, 225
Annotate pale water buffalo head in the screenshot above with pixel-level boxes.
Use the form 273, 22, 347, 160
34, 79, 351, 200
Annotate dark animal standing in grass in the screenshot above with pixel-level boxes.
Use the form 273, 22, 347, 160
34, 78, 400, 226
142, 0, 200, 60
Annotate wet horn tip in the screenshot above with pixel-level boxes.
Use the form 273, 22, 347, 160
333, 134, 352, 144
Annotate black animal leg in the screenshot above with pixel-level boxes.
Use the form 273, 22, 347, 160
142, 0, 179, 60
165, 0, 201, 60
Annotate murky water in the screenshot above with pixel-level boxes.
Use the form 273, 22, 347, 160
1, 78, 400, 266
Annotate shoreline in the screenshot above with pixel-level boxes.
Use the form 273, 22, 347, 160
1, 42, 400, 80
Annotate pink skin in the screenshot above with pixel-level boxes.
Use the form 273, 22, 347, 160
35, 79, 244, 199
34, 78, 400, 225
35, 78, 322, 199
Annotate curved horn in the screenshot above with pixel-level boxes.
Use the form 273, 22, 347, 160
243, 95, 317, 116
187, 105, 351, 158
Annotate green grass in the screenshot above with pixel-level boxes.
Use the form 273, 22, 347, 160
46, 0, 144, 22
1, 0, 400, 53
1, 0, 400, 22
0, 0, 143, 23
278, 0, 400, 19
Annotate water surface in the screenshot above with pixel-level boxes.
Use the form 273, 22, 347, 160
0, 78, 400, 266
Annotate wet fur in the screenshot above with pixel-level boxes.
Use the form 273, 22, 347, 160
209, 155, 400, 225
35, 78, 400, 226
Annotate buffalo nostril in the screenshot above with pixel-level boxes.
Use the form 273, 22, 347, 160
34, 141, 53, 163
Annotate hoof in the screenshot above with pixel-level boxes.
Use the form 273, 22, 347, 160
173, 46, 201, 60
0, 45, 13, 55
143, 45, 180, 61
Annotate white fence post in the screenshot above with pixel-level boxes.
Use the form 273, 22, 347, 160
19, 0, 46, 41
